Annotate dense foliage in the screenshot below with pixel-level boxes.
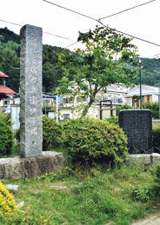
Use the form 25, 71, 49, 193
43, 45, 70, 92
62, 118, 128, 166
135, 58, 160, 87
116, 102, 159, 119
0, 114, 14, 156
155, 162, 160, 188
0, 182, 17, 217
42, 116, 63, 151
116, 104, 134, 116
15, 116, 63, 152
0, 27, 70, 93
106, 116, 118, 125
143, 102, 159, 119
152, 125, 160, 153
0, 40, 20, 91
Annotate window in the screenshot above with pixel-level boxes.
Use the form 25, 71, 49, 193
63, 97, 71, 104
147, 95, 150, 103
127, 98, 131, 105
96, 95, 102, 103
4, 100, 9, 105
63, 114, 70, 119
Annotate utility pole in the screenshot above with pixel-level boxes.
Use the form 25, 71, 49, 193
139, 59, 142, 109
56, 95, 58, 122
159, 87, 160, 119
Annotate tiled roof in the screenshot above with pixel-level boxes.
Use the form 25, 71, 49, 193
0, 85, 17, 95
0, 71, 9, 78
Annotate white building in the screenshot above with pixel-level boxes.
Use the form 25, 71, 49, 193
125, 85, 159, 107
57, 83, 129, 121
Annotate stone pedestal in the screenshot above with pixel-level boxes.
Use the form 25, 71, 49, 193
0, 152, 65, 179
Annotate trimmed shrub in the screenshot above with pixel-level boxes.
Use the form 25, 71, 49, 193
62, 118, 128, 166
106, 116, 118, 125
15, 116, 63, 151
116, 104, 133, 116
155, 162, 160, 187
152, 125, 160, 153
43, 116, 63, 151
0, 114, 14, 156
0, 182, 18, 217
143, 102, 159, 119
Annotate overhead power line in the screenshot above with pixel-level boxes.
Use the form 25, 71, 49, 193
43, 32, 73, 41
0, 19, 22, 27
99, 0, 157, 20
66, 41, 78, 49
42, 0, 97, 22
98, 20, 160, 47
0, 19, 73, 41
43, 0, 160, 48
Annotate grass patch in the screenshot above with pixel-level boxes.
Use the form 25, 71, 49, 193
1, 163, 160, 225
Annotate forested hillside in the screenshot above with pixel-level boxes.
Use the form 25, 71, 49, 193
0, 27, 160, 93
0, 27, 69, 93
135, 58, 160, 87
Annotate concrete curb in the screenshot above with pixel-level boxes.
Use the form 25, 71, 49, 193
127, 153, 160, 165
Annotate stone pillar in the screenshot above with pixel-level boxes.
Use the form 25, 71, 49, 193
20, 24, 42, 157
119, 109, 152, 154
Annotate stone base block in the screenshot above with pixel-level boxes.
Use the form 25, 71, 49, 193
0, 151, 65, 179
127, 153, 160, 165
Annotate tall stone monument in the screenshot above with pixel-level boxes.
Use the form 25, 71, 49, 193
0, 24, 65, 179
119, 109, 152, 154
20, 24, 42, 157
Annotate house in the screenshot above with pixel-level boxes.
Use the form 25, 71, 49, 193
125, 85, 159, 107
3, 94, 63, 130
58, 83, 130, 121
0, 71, 17, 112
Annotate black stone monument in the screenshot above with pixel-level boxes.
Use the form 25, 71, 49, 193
119, 109, 152, 153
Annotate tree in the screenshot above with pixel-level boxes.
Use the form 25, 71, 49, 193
42, 45, 70, 92
57, 26, 139, 117
134, 58, 160, 87
0, 41, 20, 92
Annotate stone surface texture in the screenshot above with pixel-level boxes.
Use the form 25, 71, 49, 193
119, 110, 152, 153
0, 151, 65, 179
6, 184, 19, 191
20, 24, 42, 157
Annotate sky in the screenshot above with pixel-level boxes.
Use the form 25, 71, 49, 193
0, 0, 160, 58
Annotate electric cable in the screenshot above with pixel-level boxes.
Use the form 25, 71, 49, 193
0, 19, 73, 41
43, 0, 160, 48
42, 0, 98, 22
99, 0, 158, 20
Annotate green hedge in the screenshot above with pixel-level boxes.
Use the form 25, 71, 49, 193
42, 116, 63, 151
16, 116, 63, 152
143, 102, 159, 119
0, 114, 14, 156
62, 118, 128, 166
153, 125, 160, 153
155, 162, 160, 187
106, 116, 118, 125
116, 104, 133, 116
